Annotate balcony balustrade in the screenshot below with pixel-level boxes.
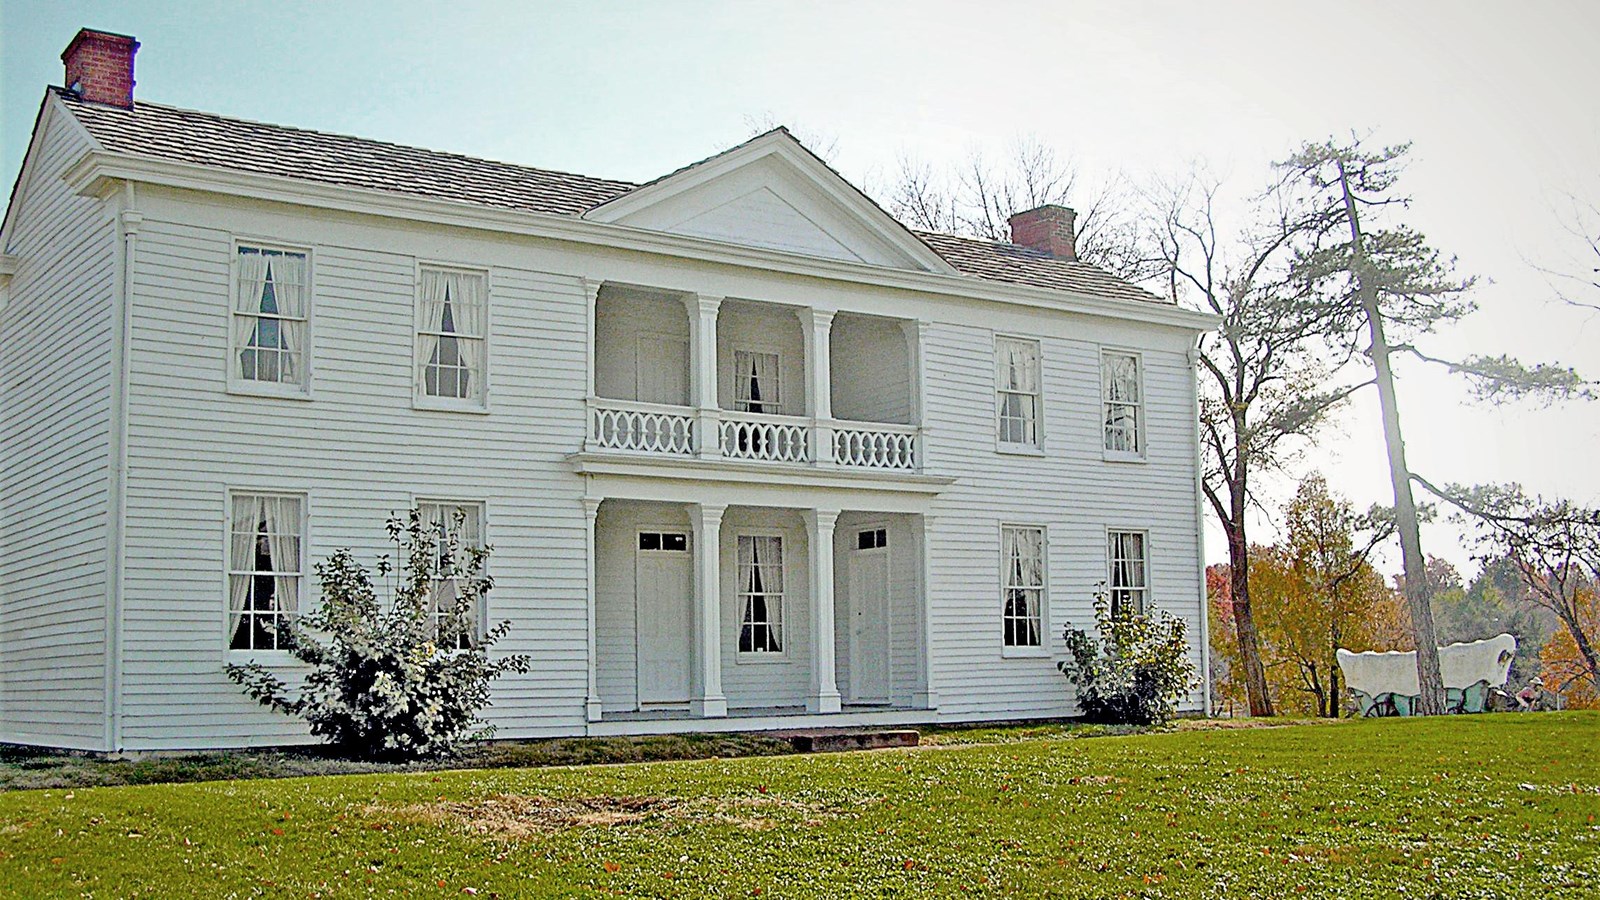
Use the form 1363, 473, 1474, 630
586, 398, 919, 472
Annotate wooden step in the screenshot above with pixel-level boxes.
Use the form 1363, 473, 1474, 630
785, 729, 920, 753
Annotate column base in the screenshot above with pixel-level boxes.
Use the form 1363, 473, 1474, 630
806, 691, 842, 714
913, 689, 939, 711
585, 697, 604, 722
691, 696, 728, 718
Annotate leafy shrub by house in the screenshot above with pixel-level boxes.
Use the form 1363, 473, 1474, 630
1058, 586, 1197, 726
226, 509, 531, 760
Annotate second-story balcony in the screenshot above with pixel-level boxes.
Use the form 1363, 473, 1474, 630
585, 285, 924, 473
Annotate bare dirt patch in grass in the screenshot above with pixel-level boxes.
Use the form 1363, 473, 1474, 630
365, 792, 836, 839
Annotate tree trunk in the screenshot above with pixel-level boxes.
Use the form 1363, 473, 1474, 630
1335, 159, 1446, 716
1227, 477, 1274, 716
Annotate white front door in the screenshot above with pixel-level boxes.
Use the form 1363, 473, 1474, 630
848, 527, 891, 704
636, 531, 692, 707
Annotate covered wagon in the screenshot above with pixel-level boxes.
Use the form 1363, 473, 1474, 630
1335, 634, 1516, 716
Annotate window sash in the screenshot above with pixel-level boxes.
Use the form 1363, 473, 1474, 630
733, 349, 781, 413
995, 338, 1041, 445
227, 493, 303, 652
1108, 530, 1148, 616
1001, 526, 1045, 647
1102, 353, 1142, 453
417, 268, 488, 402
420, 501, 485, 649
737, 534, 784, 653
234, 247, 309, 387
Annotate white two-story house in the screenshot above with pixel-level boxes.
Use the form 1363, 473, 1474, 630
0, 30, 1216, 752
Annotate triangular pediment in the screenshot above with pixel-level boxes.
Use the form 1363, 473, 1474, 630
585, 131, 954, 273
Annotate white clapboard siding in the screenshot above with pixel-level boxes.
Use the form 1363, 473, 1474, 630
920, 322, 1204, 718
0, 104, 116, 749
117, 215, 595, 748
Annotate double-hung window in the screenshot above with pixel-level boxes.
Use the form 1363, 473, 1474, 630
233, 245, 309, 391
996, 337, 1041, 447
737, 534, 784, 654
227, 492, 304, 651
417, 267, 488, 406
1107, 530, 1149, 617
1102, 351, 1143, 456
1001, 525, 1045, 649
419, 501, 485, 649
732, 349, 781, 414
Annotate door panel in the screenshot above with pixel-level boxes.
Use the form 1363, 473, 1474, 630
637, 335, 689, 406
848, 546, 891, 703
636, 543, 692, 706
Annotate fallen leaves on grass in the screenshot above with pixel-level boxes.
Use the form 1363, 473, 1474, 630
362, 792, 841, 840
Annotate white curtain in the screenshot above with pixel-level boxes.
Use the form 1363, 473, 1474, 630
417, 269, 449, 392
261, 496, 301, 616
270, 253, 308, 384
228, 495, 262, 638
735, 350, 780, 411
997, 340, 1039, 394
235, 252, 270, 376
449, 272, 486, 400
1103, 354, 1139, 403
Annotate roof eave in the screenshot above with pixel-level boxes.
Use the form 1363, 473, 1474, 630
63, 149, 1220, 332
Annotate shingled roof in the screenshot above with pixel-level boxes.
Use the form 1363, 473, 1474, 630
55, 89, 1169, 305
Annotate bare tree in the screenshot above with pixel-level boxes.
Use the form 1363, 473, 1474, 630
1279, 137, 1591, 714
1419, 479, 1600, 699
887, 136, 1157, 282
1151, 170, 1367, 716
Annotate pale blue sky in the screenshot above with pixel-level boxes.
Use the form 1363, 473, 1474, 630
4, 1, 1598, 574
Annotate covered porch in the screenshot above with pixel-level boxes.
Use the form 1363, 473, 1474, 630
583, 498, 933, 722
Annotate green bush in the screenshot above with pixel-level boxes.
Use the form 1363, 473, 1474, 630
1058, 585, 1197, 726
226, 509, 530, 761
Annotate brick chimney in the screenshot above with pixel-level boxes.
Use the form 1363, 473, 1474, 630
62, 28, 139, 108
1008, 204, 1078, 260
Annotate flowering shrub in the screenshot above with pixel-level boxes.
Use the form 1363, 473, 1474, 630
1058, 585, 1198, 726
226, 509, 531, 760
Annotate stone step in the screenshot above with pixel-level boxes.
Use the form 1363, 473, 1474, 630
784, 729, 920, 753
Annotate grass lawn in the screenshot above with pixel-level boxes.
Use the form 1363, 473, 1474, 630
1, 714, 1596, 899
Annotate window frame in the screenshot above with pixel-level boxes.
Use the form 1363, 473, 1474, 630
221, 488, 308, 663
734, 529, 789, 662
998, 522, 1049, 657
730, 346, 784, 415
227, 239, 314, 400
415, 498, 489, 650
1105, 527, 1151, 618
994, 334, 1044, 454
413, 261, 492, 414
1100, 347, 1146, 462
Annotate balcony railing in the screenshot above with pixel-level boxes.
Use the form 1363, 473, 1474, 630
585, 398, 920, 472
834, 423, 918, 471
589, 399, 697, 456
720, 410, 811, 463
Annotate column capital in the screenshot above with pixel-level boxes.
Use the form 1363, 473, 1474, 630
581, 496, 602, 520
692, 502, 728, 524
580, 277, 602, 300
685, 292, 724, 317
802, 507, 842, 531
118, 209, 144, 234
796, 306, 837, 329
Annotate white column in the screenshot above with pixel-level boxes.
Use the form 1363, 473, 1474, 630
685, 294, 724, 460
914, 513, 939, 710
804, 507, 843, 713
582, 279, 601, 399
583, 497, 603, 722
798, 307, 836, 465
901, 319, 929, 471
689, 502, 728, 717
